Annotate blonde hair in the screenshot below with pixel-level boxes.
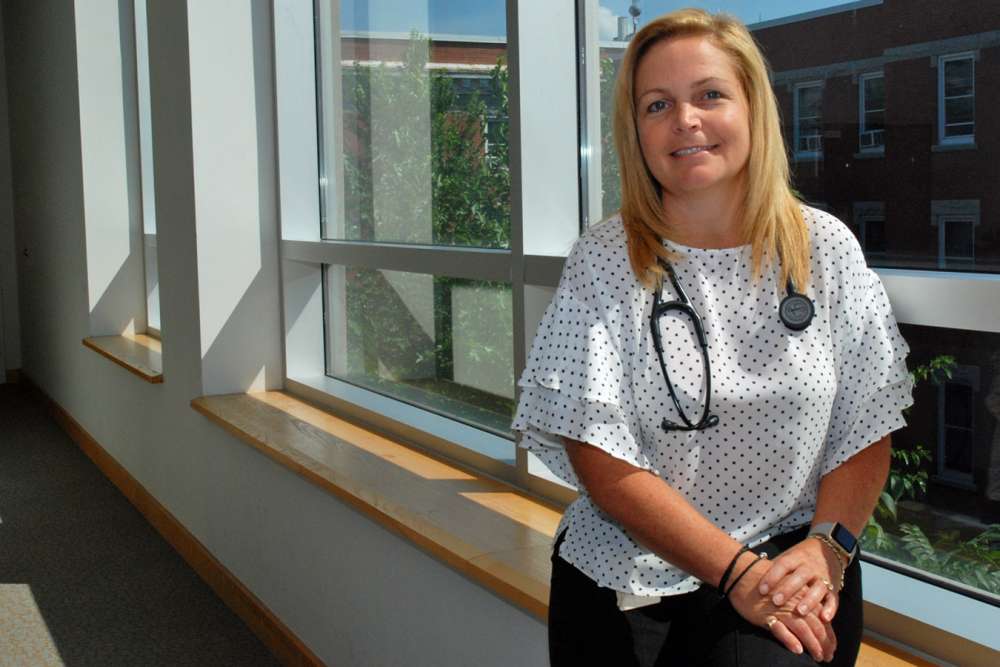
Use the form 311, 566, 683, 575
612, 8, 809, 290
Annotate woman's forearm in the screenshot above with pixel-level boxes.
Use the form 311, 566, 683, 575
563, 437, 751, 587
812, 435, 892, 536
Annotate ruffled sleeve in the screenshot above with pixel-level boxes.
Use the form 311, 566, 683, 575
821, 268, 914, 476
511, 241, 648, 488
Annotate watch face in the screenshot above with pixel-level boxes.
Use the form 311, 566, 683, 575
833, 524, 858, 553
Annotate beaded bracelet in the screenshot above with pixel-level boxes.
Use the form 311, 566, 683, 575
724, 552, 769, 598
718, 545, 751, 595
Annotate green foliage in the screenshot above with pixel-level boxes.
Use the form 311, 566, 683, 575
338, 34, 514, 428
341, 33, 509, 247
862, 354, 1000, 596
600, 57, 622, 219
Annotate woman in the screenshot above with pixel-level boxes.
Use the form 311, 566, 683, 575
512, 8, 913, 666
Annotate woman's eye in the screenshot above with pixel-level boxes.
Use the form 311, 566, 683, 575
704, 90, 723, 100
647, 100, 668, 113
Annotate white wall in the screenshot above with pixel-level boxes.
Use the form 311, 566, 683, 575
0, 0, 22, 376
2, 1, 547, 665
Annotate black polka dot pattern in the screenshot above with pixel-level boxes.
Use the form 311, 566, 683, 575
512, 205, 914, 596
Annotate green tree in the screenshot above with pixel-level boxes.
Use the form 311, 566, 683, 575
340, 35, 513, 430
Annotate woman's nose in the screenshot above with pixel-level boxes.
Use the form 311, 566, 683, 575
673, 103, 701, 132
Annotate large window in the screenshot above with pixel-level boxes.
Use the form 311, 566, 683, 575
938, 53, 975, 145
277, 0, 1000, 649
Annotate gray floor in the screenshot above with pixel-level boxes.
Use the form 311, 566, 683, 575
0, 383, 282, 667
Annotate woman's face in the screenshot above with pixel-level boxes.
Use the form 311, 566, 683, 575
633, 35, 751, 203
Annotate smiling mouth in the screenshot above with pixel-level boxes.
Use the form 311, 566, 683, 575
671, 145, 718, 157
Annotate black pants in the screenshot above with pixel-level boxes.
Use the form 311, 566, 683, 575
548, 526, 863, 667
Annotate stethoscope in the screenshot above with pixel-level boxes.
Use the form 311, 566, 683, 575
649, 259, 814, 432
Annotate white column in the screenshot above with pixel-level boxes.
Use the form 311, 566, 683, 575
187, 0, 283, 394
75, 0, 146, 336
518, 0, 579, 255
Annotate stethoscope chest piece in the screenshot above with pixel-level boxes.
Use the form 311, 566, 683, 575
779, 280, 814, 331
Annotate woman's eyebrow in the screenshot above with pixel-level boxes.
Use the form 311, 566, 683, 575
636, 76, 733, 99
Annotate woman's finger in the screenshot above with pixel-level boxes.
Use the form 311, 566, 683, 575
802, 611, 836, 662
783, 615, 825, 662
766, 618, 804, 657
771, 569, 808, 606
795, 579, 832, 616
758, 557, 793, 594
820, 591, 839, 623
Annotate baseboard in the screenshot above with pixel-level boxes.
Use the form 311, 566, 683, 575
20, 375, 324, 667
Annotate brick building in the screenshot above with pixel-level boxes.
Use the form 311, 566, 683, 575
754, 0, 1000, 523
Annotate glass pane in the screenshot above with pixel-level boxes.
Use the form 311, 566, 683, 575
588, 2, 998, 273
945, 382, 974, 427
864, 75, 885, 111
944, 427, 974, 475
864, 110, 885, 132
322, 3, 510, 248
864, 219, 886, 253
945, 58, 974, 97
944, 122, 975, 138
861, 324, 1000, 601
798, 85, 822, 117
326, 266, 515, 440
945, 220, 975, 259
583, 2, 1000, 603
945, 96, 975, 125
135, 0, 159, 331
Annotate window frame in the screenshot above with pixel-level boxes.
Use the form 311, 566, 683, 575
938, 216, 976, 268
858, 71, 885, 154
793, 80, 824, 160
937, 52, 975, 146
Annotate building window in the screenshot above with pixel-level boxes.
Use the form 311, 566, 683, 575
852, 202, 886, 257
936, 365, 979, 489
940, 218, 976, 267
938, 53, 975, 144
859, 71, 885, 153
793, 81, 823, 159
931, 200, 979, 270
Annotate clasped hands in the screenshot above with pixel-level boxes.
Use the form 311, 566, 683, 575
727, 538, 843, 662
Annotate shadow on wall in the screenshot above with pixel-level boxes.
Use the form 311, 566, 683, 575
200, 267, 280, 394
88, 236, 145, 337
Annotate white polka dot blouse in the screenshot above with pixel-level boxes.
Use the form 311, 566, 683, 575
512, 205, 914, 597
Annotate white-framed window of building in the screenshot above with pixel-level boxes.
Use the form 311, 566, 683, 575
938, 52, 975, 145
932, 200, 979, 270
859, 71, 885, 153
793, 81, 823, 160
935, 364, 979, 489
852, 201, 886, 257
940, 217, 976, 268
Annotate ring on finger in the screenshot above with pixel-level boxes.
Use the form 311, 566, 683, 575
765, 616, 778, 630
822, 578, 834, 592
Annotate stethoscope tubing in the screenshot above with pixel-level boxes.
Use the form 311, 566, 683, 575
650, 259, 812, 432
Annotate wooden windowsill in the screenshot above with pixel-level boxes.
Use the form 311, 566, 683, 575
191, 391, 561, 621
191, 391, 938, 665
83, 334, 163, 384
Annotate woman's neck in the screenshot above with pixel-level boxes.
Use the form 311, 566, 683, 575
660, 186, 746, 249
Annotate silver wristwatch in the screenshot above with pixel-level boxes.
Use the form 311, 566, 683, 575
809, 522, 859, 565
